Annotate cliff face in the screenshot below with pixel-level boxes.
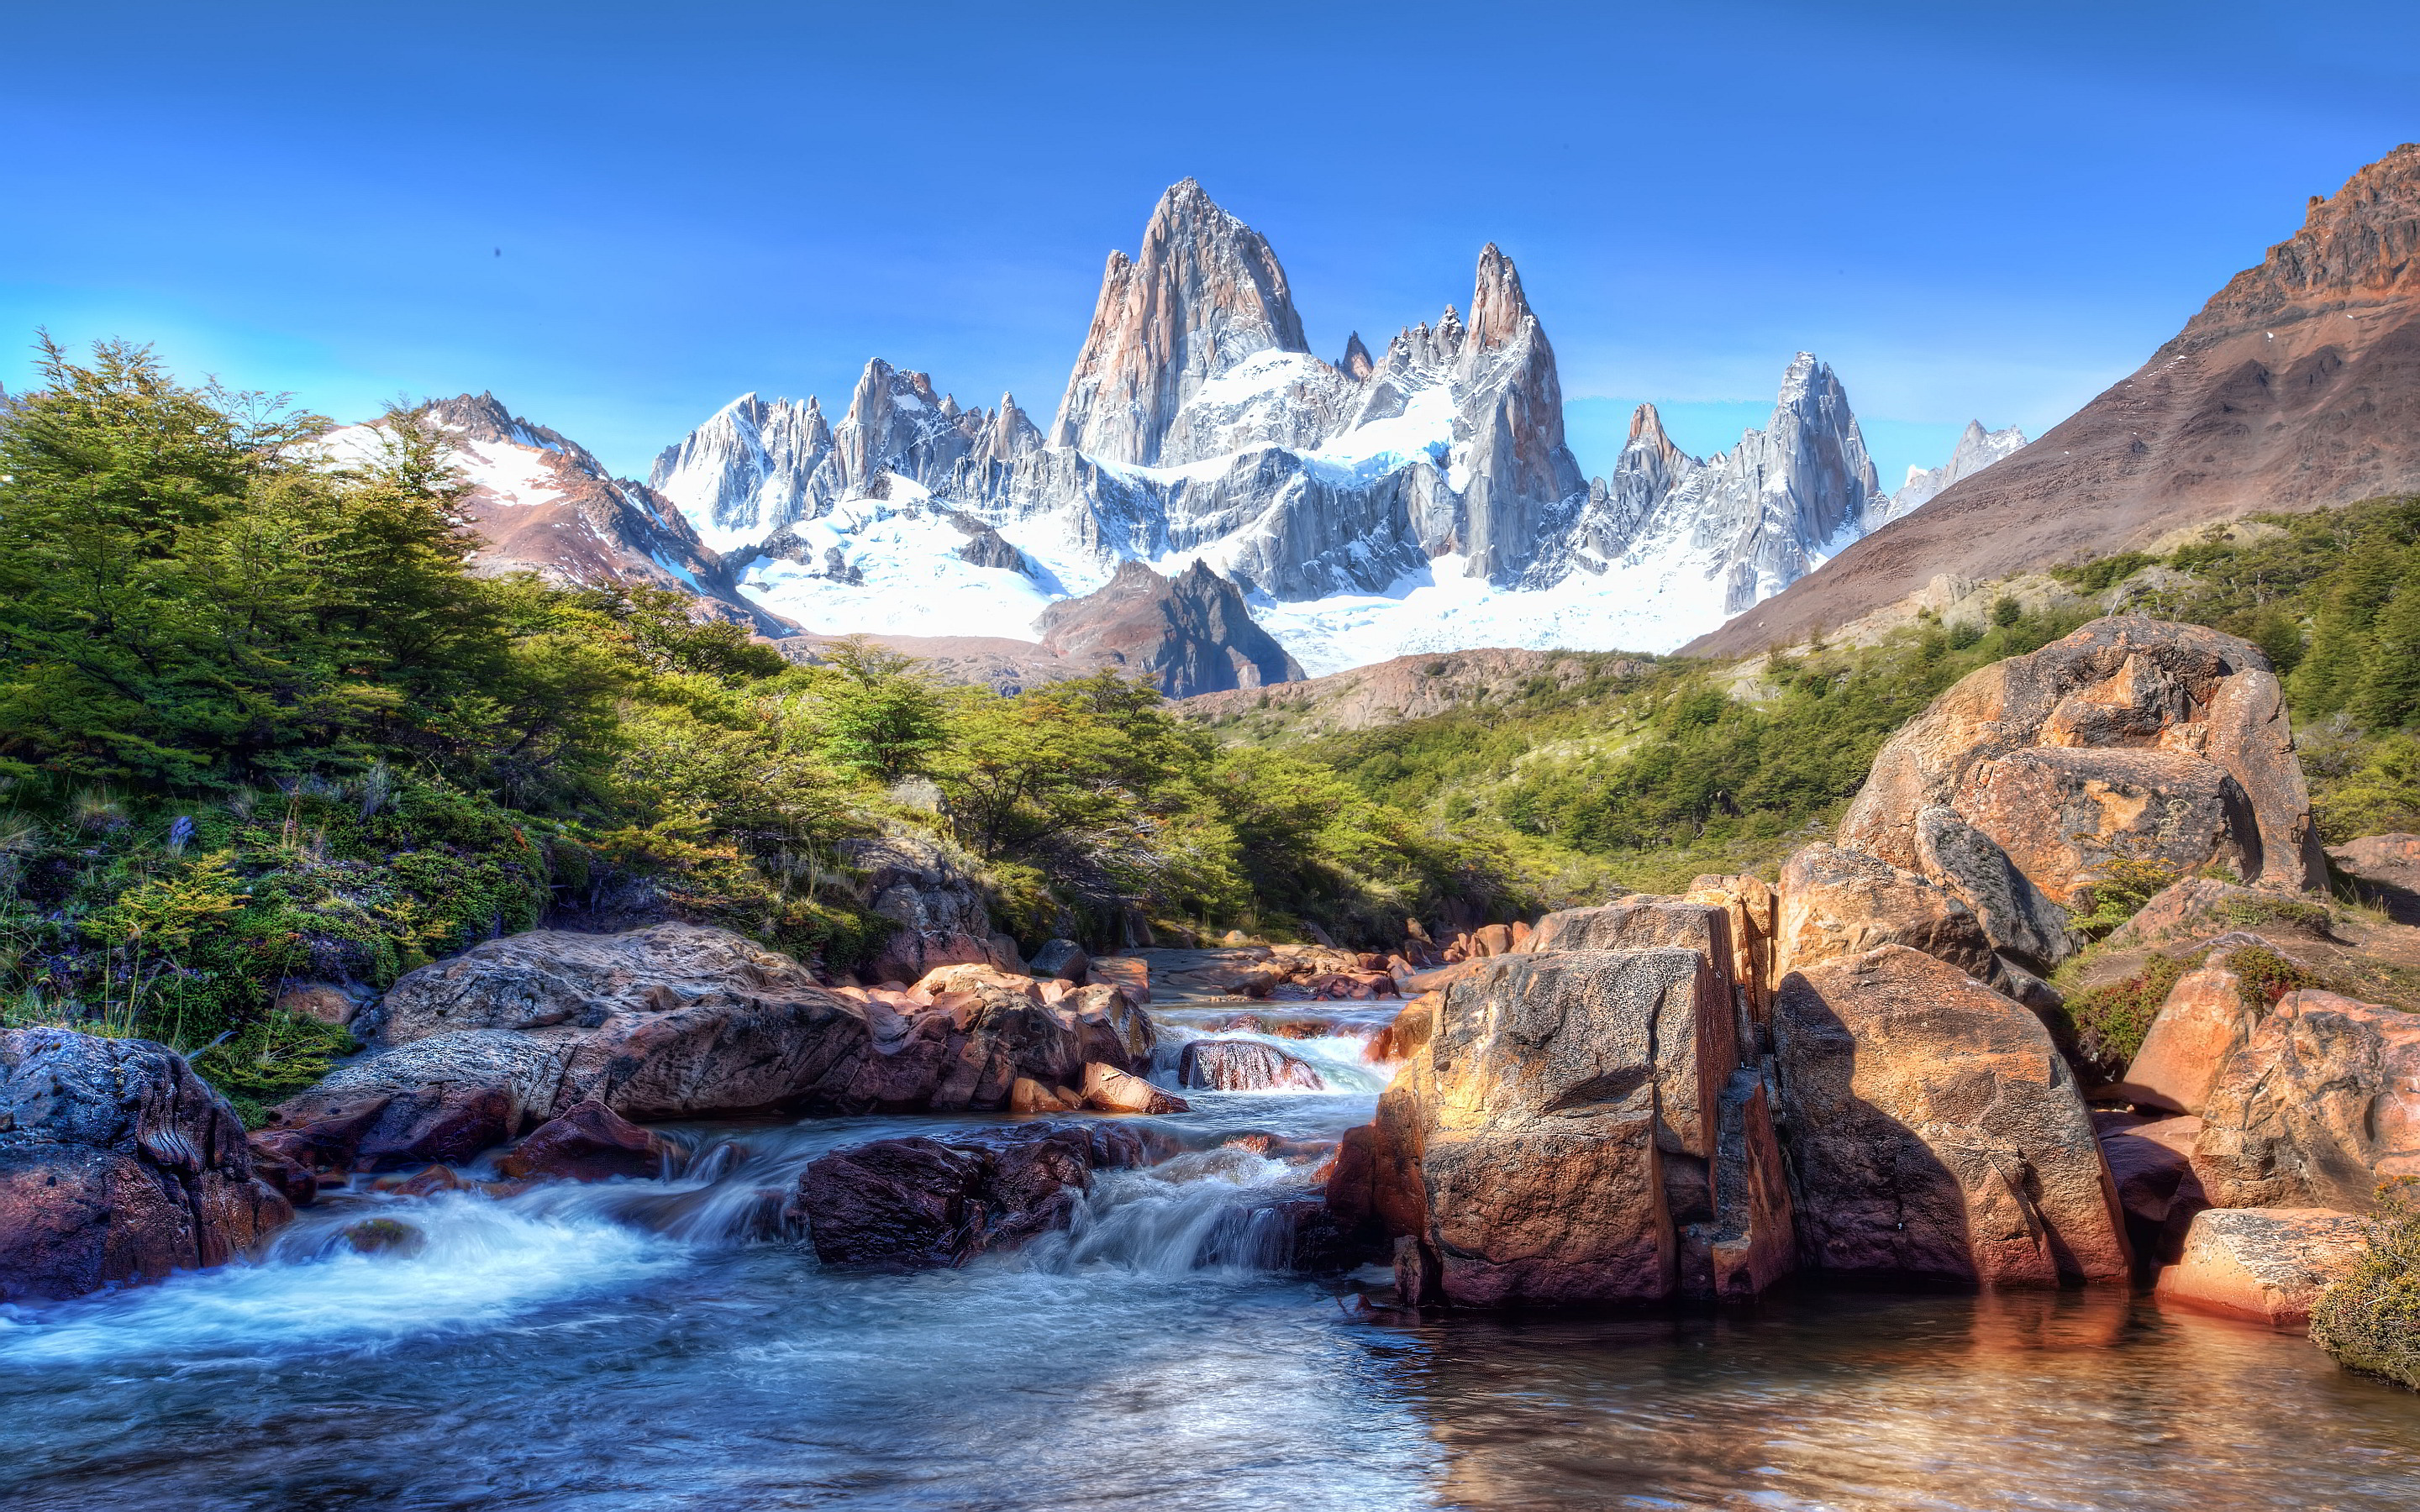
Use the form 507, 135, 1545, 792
1692, 143, 2420, 659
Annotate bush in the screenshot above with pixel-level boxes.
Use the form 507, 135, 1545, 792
2060, 952, 2194, 1071
2312, 1181, 2420, 1391
191, 1013, 360, 1127
2070, 858, 2187, 939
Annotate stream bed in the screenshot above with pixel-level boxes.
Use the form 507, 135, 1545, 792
3, 1014, 2417, 1509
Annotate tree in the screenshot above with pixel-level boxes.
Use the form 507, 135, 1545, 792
813, 637, 950, 780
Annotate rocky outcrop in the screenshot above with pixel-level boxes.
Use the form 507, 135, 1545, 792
265, 924, 1157, 1172
1034, 559, 1303, 697
791, 1122, 1160, 1268
2193, 988, 2420, 1210
2154, 1206, 2370, 1327
0, 1029, 293, 1301
1774, 843, 2002, 981
1695, 144, 2420, 659
2330, 832, 2420, 923
1838, 617, 2328, 906
838, 834, 1019, 985
1177, 1038, 1325, 1092
2096, 1111, 2208, 1265
1771, 947, 2131, 1285
2108, 948, 2267, 1115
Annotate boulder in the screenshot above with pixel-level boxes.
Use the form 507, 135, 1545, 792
2328, 832, 2420, 923
1365, 995, 1438, 1063
2104, 879, 2336, 950
0, 1029, 293, 1301
495, 1100, 671, 1182
2094, 1112, 2208, 1263
1771, 946, 2131, 1285
1007, 1077, 1081, 1113
1087, 955, 1151, 1005
2107, 952, 2263, 1115
1027, 938, 1092, 984
1081, 1063, 1189, 1115
1469, 924, 1514, 958
553, 982, 876, 1122
260, 1029, 578, 1172
276, 981, 366, 1027
914, 963, 1044, 1001
1686, 873, 1779, 1023
1531, 896, 1739, 984
2193, 989, 2420, 1210
1177, 1038, 1326, 1091
790, 1122, 1155, 1268
1775, 843, 2001, 982
1910, 806, 2081, 973
839, 833, 1019, 984
2154, 1206, 2369, 1328
1065, 983, 1156, 1069
1402, 948, 1736, 1306
1839, 617, 2325, 899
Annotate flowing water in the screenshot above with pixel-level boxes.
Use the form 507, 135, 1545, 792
4, 1008, 2418, 1510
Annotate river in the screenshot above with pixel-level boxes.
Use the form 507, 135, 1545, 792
3, 1009, 2417, 1509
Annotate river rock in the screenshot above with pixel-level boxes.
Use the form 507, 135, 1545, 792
1838, 617, 2327, 899
2193, 989, 2420, 1210
259, 1029, 578, 1172
2095, 1112, 2208, 1263
1772, 946, 2131, 1285
1081, 1063, 1189, 1115
496, 1100, 671, 1182
0, 1028, 294, 1302
1087, 955, 1151, 1005
1407, 948, 1733, 1306
1066, 983, 1156, 1068
1177, 1038, 1325, 1091
2154, 1206, 2370, 1327
792, 1122, 1156, 1267
1028, 939, 1091, 983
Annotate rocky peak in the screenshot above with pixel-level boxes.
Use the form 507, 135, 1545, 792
1048, 177, 1312, 466
1035, 557, 1304, 697
831, 358, 980, 498
1460, 244, 1535, 357
2201, 142, 2420, 328
1450, 249, 1583, 584
1339, 332, 1374, 382
424, 392, 604, 478
1628, 402, 1686, 470
1878, 419, 2028, 525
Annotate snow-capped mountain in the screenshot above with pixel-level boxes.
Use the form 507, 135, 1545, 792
641, 179, 2018, 674
1873, 420, 2028, 527
320, 394, 786, 633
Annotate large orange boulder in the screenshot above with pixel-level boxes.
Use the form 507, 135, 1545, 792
2193, 989, 2420, 1210
1838, 617, 2327, 901
2154, 1206, 2369, 1328
1080, 1062, 1189, 1115
1772, 946, 2131, 1285
2108, 952, 2263, 1115
1775, 843, 2001, 982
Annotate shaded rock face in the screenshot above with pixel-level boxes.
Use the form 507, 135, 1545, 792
260, 1030, 579, 1173
1177, 1038, 1325, 1092
2096, 1112, 2208, 1266
2194, 988, 2420, 1210
1838, 617, 2326, 909
791, 1122, 1160, 1268
2329, 832, 2420, 924
1692, 144, 2420, 660
1771, 947, 2131, 1286
496, 1100, 670, 1183
0, 1029, 293, 1301
1034, 558, 1303, 697
2154, 1206, 2369, 1328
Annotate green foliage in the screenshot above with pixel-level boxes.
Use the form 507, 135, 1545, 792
810, 637, 953, 780
2049, 551, 2160, 593
191, 1012, 359, 1127
2070, 858, 2188, 940
2060, 953, 2193, 1070
2312, 1181, 2420, 1392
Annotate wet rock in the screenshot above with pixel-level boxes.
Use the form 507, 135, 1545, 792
2154, 1206, 2369, 1328
1028, 939, 1091, 984
1839, 617, 2326, 899
791, 1123, 1156, 1268
0, 1028, 295, 1302
2193, 989, 2420, 1210
497, 1100, 671, 1182
1087, 955, 1151, 1006
1066, 983, 1156, 1070
2095, 1112, 2208, 1264
1177, 1038, 1326, 1091
1080, 1063, 1189, 1115
340, 1217, 427, 1256
1772, 946, 2131, 1285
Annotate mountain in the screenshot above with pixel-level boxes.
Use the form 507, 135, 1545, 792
655, 179, 1915, 672
1873, 420, 2028, 527
321, 395, 786, 632
1692, 141, 2420, 659
1034, 559, 1304, 698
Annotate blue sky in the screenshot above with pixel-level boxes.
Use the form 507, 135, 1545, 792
4, 2, 2415, 487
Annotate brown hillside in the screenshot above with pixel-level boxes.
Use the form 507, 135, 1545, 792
1690, 143, 2420, 659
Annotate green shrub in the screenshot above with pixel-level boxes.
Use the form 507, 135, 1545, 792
2061, 952, 2195, 1070
2070, 858, 2187, 939
192, 1012, 360, 1127
2312, 1181, 2420, 1391
2050, 551, 2160, 593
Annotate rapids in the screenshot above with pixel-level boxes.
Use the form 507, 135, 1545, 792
4, 999, 2418, 1509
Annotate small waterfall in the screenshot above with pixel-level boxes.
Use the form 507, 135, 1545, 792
1026, 1147, 1318, 1276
